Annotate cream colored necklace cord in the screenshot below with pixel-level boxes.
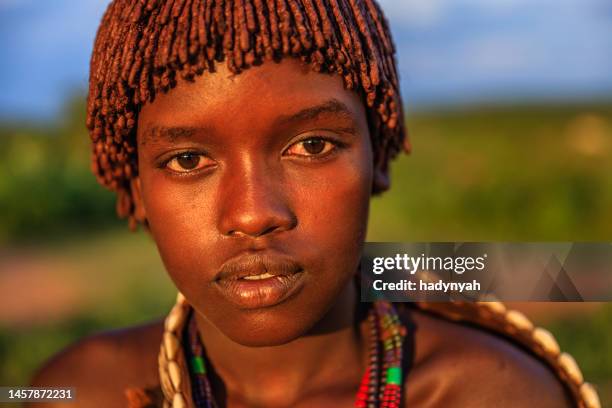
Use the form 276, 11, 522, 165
159, 292, 194, 408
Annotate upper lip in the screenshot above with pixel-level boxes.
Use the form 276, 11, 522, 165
214, 251, 303, 281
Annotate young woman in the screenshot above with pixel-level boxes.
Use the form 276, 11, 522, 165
31, 1, 599, 407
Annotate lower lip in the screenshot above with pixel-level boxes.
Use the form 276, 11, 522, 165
214, 272, 306, 309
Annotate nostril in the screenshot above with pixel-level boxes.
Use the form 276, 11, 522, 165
225, 224, 285, 238
258, 225, 281, 237
223, 214, 298, 238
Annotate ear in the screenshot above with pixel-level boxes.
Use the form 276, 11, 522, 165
366, 110, 391, 195
372, 156, 390, 194
130, 176, 147, 223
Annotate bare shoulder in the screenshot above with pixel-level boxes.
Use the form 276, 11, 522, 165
27, 319, 164, 408
401, 307, 572, 408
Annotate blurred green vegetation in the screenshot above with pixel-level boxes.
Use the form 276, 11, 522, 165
0, 98, 122, 244
370, 103, 612, 241
0, 99, 611, 405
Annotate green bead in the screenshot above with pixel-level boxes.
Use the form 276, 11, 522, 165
386, 367, 402, 385
191, 356, 206, 375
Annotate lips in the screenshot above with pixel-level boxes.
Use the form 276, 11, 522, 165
213, 252, 306, 309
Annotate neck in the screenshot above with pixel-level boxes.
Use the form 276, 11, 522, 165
194, 278, 369, 406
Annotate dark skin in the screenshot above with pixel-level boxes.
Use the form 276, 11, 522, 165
29, 59, 572, 408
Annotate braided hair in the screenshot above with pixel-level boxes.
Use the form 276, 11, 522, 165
86, 0, 409, 228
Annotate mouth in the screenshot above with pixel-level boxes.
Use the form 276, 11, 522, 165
241, 272, 278, 281
213, 252, 306, 309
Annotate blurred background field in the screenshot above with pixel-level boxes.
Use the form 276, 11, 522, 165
1, 0, 611, 406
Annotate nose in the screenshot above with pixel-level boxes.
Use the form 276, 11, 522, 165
218, 160, 297, 238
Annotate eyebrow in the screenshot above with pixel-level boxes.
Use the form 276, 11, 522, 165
274, 99, 355, 128
140, 126, 198, 146
140, 99, 357, 145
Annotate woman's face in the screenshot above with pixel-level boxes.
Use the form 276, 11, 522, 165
134, 59, 377, 346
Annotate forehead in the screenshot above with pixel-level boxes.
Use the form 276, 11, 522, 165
137, 58, 368, 137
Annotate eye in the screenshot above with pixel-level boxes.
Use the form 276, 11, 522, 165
165, 152, 213, 173
285, 137, 337, 157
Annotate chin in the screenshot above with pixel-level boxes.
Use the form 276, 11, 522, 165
219, 309, 319, 347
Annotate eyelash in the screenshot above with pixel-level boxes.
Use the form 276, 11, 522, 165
158, 150, 213, 175
283, 136, 345, 160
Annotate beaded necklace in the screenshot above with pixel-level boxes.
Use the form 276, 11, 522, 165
157, 293, 601, 408
183, 300, 407, 408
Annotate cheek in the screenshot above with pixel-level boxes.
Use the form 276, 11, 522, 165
290, 145, 374, 271
301, 166, 371, 240
138, 168, 221, 288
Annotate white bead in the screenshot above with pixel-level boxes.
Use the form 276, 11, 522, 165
158, 352, 174, 397
532, 327, 560, 356
164, 332, 180, 360
479, 301, 506, 315
172, 393, 187, 408
580, 382, 601, 408
505, 310, 534, 331
165, 305, 187, 332
558, 352, 584, 384
168, 361, 182, 390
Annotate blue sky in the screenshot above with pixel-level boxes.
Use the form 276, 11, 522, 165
0, 0, 611, 120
